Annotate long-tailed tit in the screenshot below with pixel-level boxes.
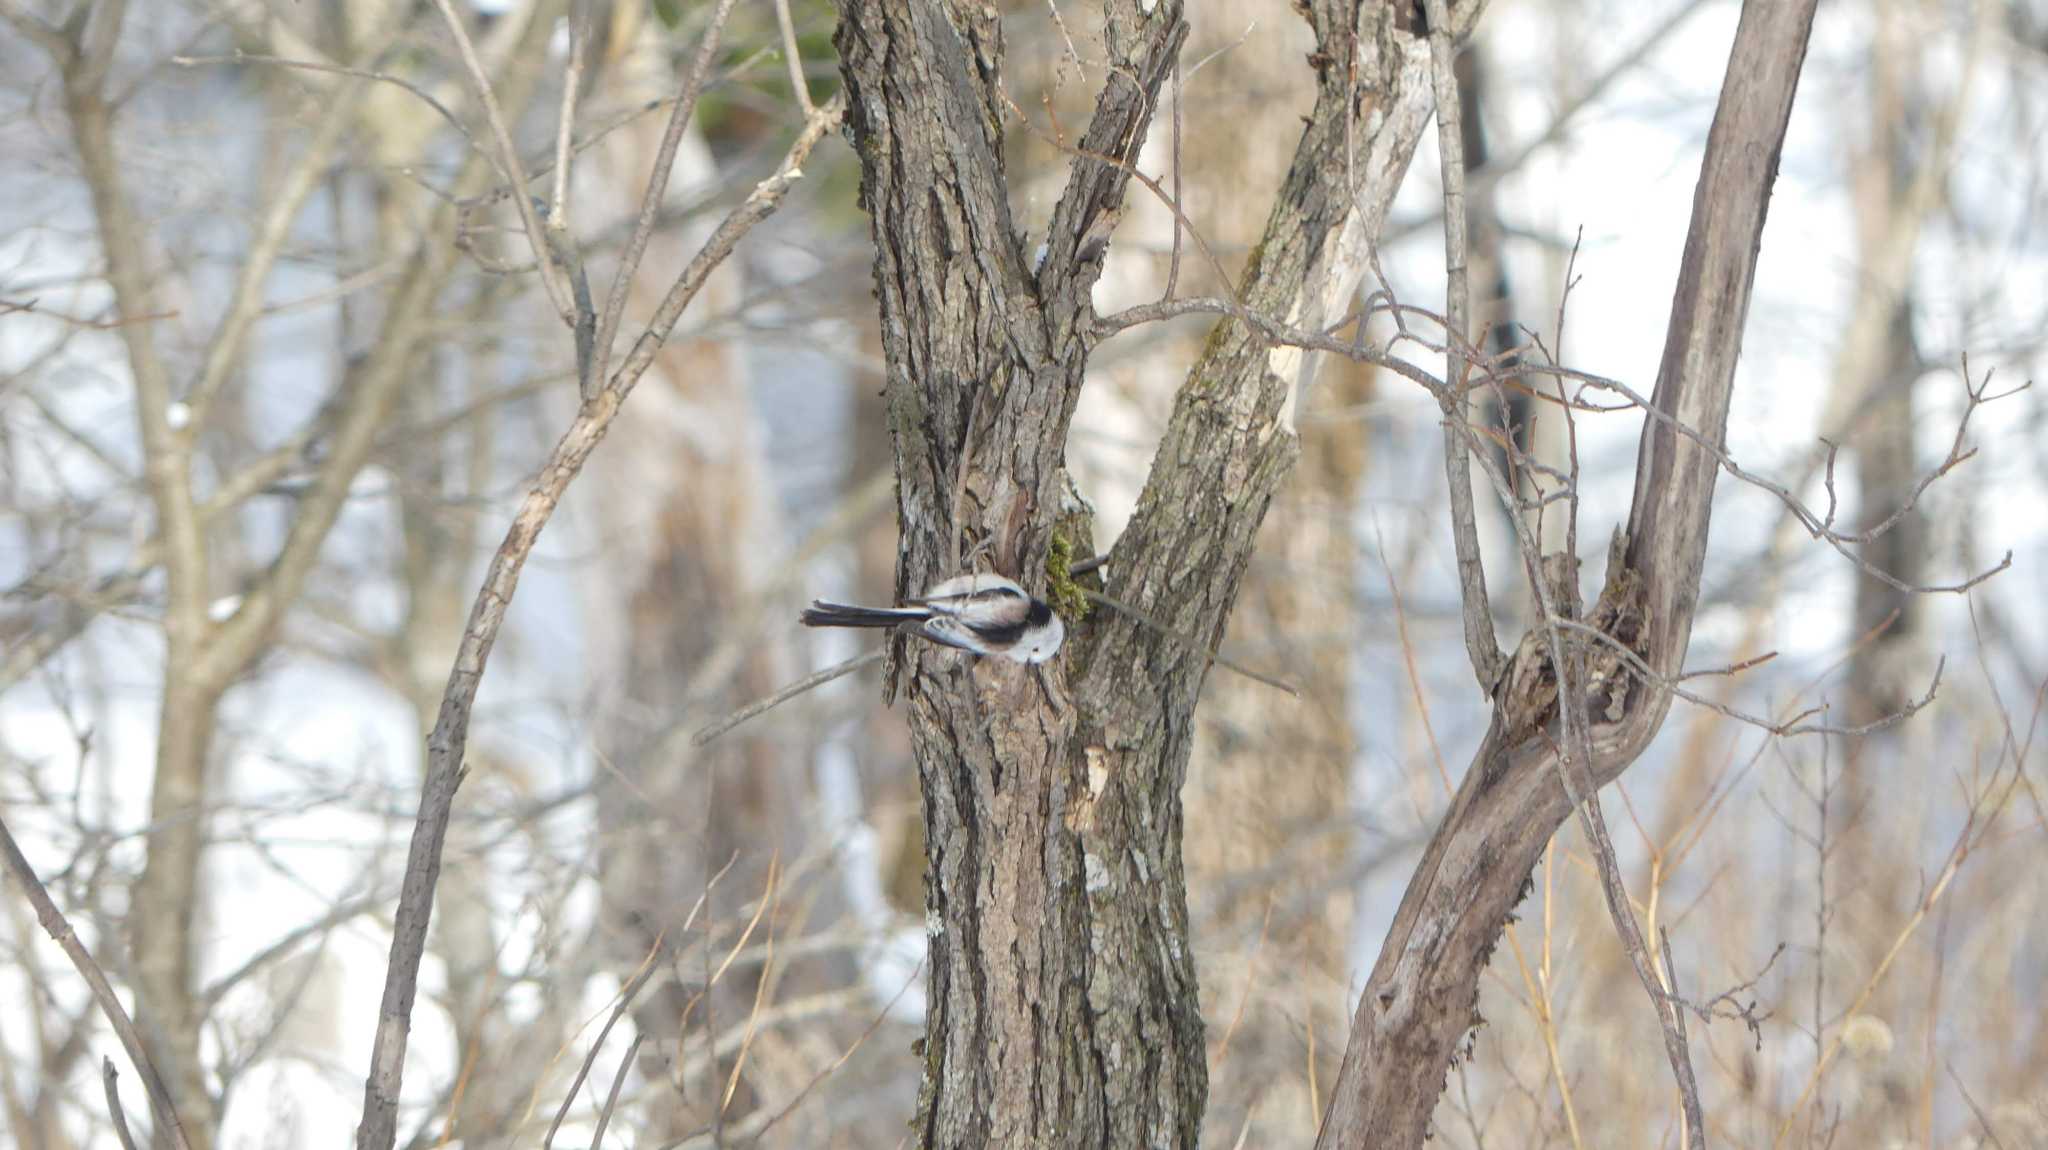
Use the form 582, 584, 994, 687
801, 573, 1066, 664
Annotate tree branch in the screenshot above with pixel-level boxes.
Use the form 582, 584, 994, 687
1422, 0, 1505, 693
1315, 1, 1823, 1144
184, 29, 396, 430
1092, 3, 1434, 702
352, 95, 842, 1150
586, 0, 744, 398
0, 814, 191, 1150
427, 0, 576, 325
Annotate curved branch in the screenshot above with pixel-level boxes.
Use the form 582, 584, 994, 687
1314, 1, 1824, 1144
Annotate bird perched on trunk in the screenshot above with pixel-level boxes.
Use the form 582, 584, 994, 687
801, 573, 1066, 664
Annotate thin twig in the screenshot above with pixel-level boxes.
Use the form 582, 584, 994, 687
1101, 289, 2017, 599
1946, 1060, 2012, 1150
1542, 691, 1708, 1148
1770, 732, 2035, 1146
1663, 939, 1780, 1046
1498, 871, 1585, 1150
693, 651, 885, 747
1552, 617, 1945, 739
1423, 0, 1504, 693
1373, 516, 1451, 795
102, 1058, 142, 1150
1656, 929, 1699, 1139
0, 815, 191, 1150
720, 857, 780, 1112
1081, 589, 1299, 697
549, 0, 593, 225
1160, 56, 1183, 303
590, 1032, 644, 1150
202, 890, 384, 1008
771, 0, 814, 113
427, 0, 576, 323
171, 51, 480, 156
0, 0, 71, 59
999, 88, 1241, 304
738, 957, 925, 1148
354, 93, 843, 1150
543, 946, 665, 1150
589, 0, 747, 395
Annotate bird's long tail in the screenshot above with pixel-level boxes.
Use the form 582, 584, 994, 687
800, 601, 927, 629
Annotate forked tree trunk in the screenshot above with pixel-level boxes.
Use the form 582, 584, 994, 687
834, 0, 1439, 1145
1314, 1, 1822, 1145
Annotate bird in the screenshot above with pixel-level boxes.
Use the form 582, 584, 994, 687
800, 573, 1066, 664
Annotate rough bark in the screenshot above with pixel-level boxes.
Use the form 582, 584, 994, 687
1313, 1, 1821, 1145
836, 1, 1438, 1145
835, 2, 1187, 1143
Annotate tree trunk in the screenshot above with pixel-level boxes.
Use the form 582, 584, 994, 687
1314, 1, 1821, 1145
132, 678, 223, 1147
834, 1, 1439, 1144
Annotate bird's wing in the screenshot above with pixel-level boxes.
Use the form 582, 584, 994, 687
917, 615, 988, 654
916, 573, 1026, 609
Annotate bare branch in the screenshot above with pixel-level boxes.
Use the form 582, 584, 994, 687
588, 0, 746, 397
738, 957, 924, 1147
101, 1058, 141, 1150
1104, 287, 2015, 600
543, 951, 664, 1150
1423, 0, 1505, 693
1554, 618, 1948, 740
589, 1032, 642, 1149
0, 815, 191, 1150
772, 0, 814, 114
200, 892, 384, 1010
1316, 2, 1825, 1142
0, 0, 71, 60
427, 0, 576, 325
692, 650, 884, 748
1080, 589, 1299, 698
184, 37, 394, 431
354, 96, 842, 1150
169, 50, 479, 156
549, 0, 594, 224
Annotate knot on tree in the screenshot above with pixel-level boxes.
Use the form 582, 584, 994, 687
1490, 531, 1647, 750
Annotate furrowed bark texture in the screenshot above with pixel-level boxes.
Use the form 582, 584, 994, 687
1313, 1, 1821, 1145
836, 2, 1188, 1142
836, 2, 1435, 1145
